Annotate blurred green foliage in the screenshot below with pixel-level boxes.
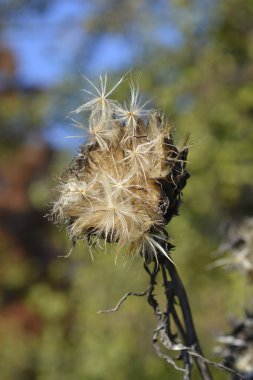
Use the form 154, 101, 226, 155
0, 1, 253, 379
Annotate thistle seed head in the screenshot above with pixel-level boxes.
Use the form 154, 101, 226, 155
51, 75, 190, 262
216, 218, 253, 281
215, 312, 253, 376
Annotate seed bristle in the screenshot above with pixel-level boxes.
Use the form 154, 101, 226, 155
51, 74, 189, 262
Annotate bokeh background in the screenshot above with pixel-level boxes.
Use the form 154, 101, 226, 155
1, 1, 253, 379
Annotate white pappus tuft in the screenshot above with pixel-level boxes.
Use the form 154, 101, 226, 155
51, 74, 190, 263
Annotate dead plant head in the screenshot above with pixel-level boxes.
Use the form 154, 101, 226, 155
50, 74, 190, 262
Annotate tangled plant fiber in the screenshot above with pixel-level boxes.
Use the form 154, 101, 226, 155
51, 74, 189, 263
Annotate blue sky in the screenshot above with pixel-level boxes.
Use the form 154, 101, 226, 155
4, 1, 91, 85
3, 0, 136, 86
2, 0, 184, 149
3, 0, 183, 86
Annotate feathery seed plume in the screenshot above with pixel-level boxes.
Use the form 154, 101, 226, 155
51, 75, 190, 262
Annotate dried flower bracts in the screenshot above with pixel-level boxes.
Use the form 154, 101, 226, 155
51, 75, 190, 262
215, 218, 253, 281
215, 312, 253, 377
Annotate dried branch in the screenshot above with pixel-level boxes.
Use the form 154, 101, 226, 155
153, 324, 187, 375
98, 255, 245, 379
188, 350, 244, 379
97, 286, 151, 314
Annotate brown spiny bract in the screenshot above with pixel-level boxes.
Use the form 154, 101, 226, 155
51, 75, 189, 262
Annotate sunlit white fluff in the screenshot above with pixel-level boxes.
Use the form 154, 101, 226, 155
116, 83, 150, 134
51, 74, 185, 263
75, 74, 124, 122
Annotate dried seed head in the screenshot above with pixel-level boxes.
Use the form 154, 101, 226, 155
215, 218, 253, 281
51, 75, 190, 262
215, 312, 253, 377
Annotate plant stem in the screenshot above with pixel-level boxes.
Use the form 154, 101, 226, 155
162, 257, 213, 380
